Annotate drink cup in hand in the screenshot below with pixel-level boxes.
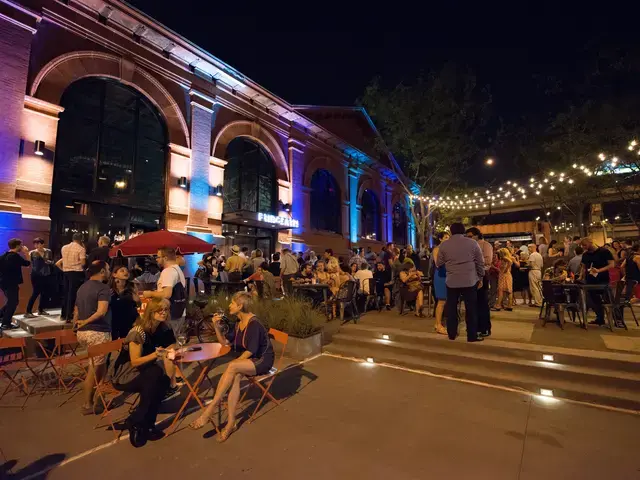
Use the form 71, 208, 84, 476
166, 348, 176, 361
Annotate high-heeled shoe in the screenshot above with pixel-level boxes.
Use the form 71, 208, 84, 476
216, 420, 238, 443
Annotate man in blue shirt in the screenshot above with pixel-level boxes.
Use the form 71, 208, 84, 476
436, 223, 485, 342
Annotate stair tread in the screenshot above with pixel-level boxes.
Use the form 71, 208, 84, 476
340, 323, 640, 363
323, 343, 640, 404
332, 333, 640, 380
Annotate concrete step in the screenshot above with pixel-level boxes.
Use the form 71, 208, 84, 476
325, 330, 640, 411
13, 310, 67, 335
338, 323, 640, 373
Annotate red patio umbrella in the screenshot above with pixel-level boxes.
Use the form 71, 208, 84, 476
109, 230, 214, 257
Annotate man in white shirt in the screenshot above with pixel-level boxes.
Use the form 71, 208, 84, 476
56, 233, 86, 321
527, 243, 543, 306
143, 246, 186, 320
354, 262, 374, 294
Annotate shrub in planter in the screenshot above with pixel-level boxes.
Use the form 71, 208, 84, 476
195, 293, 325, 338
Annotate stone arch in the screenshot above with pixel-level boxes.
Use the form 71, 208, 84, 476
212, 120, 289, 182
30, 51, 189, 148
303, 156, 347, 201
357, 176, 380, 205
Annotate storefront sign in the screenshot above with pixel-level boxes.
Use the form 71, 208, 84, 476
258, 213, 299, 229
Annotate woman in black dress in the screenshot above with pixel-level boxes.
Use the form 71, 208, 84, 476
110, 265, 140, 339
109, 297, 177, 447
190, 291, 274, 441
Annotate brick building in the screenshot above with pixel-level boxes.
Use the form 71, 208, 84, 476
0, 0, 414, 308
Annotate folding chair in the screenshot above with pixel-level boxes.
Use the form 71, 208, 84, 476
33, 330, 83, 393
87, 338, 126, 438
239, 328, 288, 424
0, 338, 47, 408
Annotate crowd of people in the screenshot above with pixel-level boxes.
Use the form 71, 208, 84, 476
1, 227, 639, 446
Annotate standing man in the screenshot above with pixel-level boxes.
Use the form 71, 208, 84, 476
527, 244, 543, 307
567, 236, 581, 258
280, 248, 300, 295
0, 239, 31, 330
466, 227, 493, 337
349, 248, 364, 267
323, 249, 336, 263
579, 237, 615, 326
225, 246, 246, 283
143, 247, 186, 321
568, 246, 584, 277
25, 237, 54, 318
364, 246, 377, 269
74, 260, 112, 415
87, 235, 111, 265
436, 223, 485, 342
56, 233, 86, 322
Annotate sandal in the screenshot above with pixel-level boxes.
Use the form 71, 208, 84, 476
216, 420, 238, 443
434, 326, 448, 335
189, 413, 215, 430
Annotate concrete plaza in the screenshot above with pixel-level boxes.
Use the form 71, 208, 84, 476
1, 355, 639, 480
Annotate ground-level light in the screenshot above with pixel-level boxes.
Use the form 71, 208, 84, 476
542, 354, 554, 362
540, 388, 554, 397
366, 357, 375, 363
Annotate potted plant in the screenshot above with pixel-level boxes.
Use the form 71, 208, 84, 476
196, 293, 325, 360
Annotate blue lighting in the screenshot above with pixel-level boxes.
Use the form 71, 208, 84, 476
184, 231, 214, 280
0, 212, 23, 251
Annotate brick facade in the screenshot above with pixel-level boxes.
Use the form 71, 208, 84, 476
0, 0, 410, 313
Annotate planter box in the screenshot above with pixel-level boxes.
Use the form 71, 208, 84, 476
284, 331, 322, 360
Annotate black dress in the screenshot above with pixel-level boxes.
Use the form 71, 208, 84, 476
226, 317, 275, 375
111, 288, 140, 339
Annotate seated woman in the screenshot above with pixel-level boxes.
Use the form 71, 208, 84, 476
243, 262, 275, 299
189, 292, 275, 441
314, 260, 331, 284
109, 298, 178, 447
544, 258, 569, 283
399, 262, 425, 317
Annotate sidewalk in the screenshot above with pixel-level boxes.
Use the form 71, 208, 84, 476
349, 303, 640, 355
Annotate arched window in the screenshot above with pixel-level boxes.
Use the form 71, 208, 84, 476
310, 169, 341, 233
393, 202, 408, 245
51, 77, 167, 248
361, 189, 380, 240
223, 137, 276, 214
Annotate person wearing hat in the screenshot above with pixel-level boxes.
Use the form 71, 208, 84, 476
226, 246, 245, 283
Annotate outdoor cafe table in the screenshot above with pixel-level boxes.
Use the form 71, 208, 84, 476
292, 283, 331, 316
554, 283, 612, 331
167, 342, 231, 434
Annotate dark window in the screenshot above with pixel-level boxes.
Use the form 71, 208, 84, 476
53, 77, 167, 211
361, 189, 380, 240
223, 137, 276, 214
310, 169, 341, 233
393, 202, 408, 245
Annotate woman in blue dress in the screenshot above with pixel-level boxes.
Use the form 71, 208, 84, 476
432, 232, 450, 334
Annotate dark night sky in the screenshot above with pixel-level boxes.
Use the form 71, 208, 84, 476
127, 1, 633, 114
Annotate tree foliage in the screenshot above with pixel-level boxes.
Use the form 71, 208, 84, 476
360, 63, 492, 242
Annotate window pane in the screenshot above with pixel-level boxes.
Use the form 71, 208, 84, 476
310, 169, 341, 233
135, 138, 165, 209
139, 102, 165, 142
55, 120, 100, 195
103, 82, 137, 130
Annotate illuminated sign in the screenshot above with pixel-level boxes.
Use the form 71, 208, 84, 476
258, 213, 299, 229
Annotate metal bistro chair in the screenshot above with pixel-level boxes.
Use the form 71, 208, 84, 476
602, 280, 636, 331
362, 278, 380, 313
620, 280, 639, 327
336, 280, 360, 323
541, 281, 582, 329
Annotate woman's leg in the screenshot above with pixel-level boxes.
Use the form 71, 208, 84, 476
494, 288, 504, 310
192, 359, 256, 427
384, 287, 391, 306
225, 373, 243, 427
415, 291, 424, 315
434, 299, 446, 333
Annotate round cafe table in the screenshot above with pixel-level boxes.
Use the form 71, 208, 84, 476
167, 342, 231, 434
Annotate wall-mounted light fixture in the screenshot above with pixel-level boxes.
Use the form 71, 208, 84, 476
178, 176, 188, 188
279, 201, 292, 213
215, 184, 223, 196
34, 140, 45, 156
114, 180, 127, 189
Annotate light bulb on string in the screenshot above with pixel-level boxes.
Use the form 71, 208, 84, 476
598, 153, 605, 161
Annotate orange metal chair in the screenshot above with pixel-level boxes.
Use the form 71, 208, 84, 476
0, 337, 47, 408
239, 328, 289, 423
87, 338, 126, 438
33, 330, 84, 393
